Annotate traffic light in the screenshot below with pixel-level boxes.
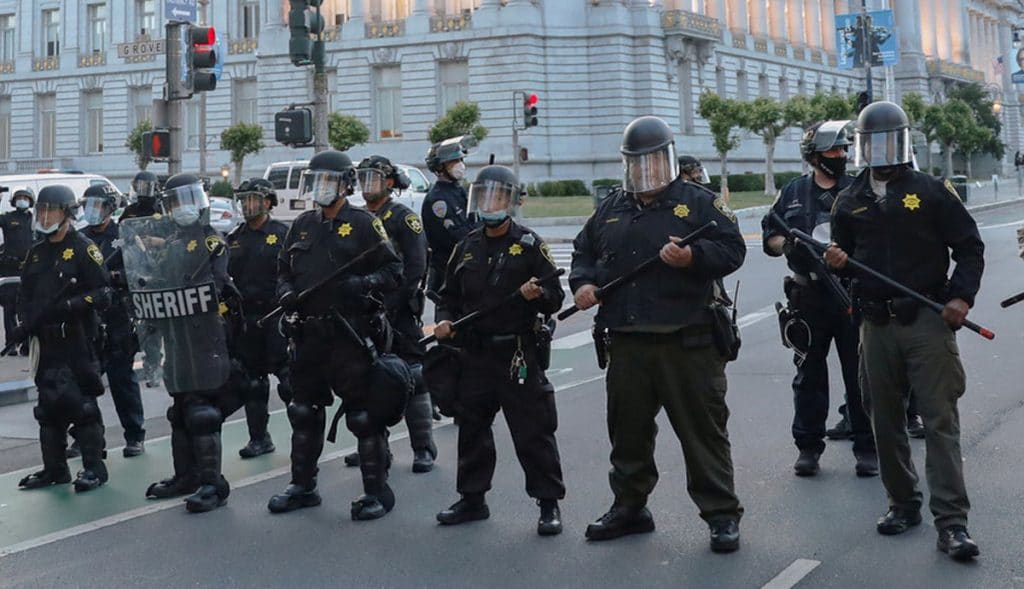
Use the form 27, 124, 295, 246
523, 93, 539, 128
289, 0, 326, 66
188, 25, 218, 93
142, 129, 171, 160
275, 108, 314, 146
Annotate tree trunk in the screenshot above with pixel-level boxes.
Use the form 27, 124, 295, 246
944, 144, 954, 177
234, 158, 243, 186
764, 136, 777, 197
966, 155, 973, 179
720, 152, 729, 201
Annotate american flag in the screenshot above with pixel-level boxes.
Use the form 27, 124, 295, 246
994, 56, 1006, 76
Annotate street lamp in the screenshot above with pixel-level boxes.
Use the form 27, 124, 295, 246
220, 164, 230, 182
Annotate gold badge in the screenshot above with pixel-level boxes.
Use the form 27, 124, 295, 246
673, 204, 690, 218
266, 234, 279, 245
509, 243, 524, 256
84, 295, 94, 304
152, 213, 162, 220
62, 248, 74, 261
206, 236, 223, 253
338, 223, 353, 237
218, 302, 228, 315
405, 214, 422, 234
87, 244, 103, 265
186, 240, 198, 252
903, 194, 921, 211
372, 217, 388, 240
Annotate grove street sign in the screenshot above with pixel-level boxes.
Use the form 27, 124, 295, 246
165, 0, 198, 23
117, 39, 166, 59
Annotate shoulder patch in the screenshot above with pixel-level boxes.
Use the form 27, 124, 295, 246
404, 213, 422, 234
432, 200, 448, 218
943, 178, 964, 202
205, 235, 224, 254
87, 244, 104, 265
539, 242, 555, 265
372, 217, 389, 240
713, 197, 737, 223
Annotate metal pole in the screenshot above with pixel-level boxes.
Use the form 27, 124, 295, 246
166, 22, 184, 176
862, 0, 873, 101
511, 91, 521, 180
312, 3, 329, 153
198, 0, 209, 176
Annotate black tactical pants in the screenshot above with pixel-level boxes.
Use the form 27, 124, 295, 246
231, 315, 290, 440
455, 342, 564, 500
0, 283, 18, 349
167, 390, 228, 495
390, 306, 433, 455
101, 322, 146, 444
788, 282, 874, 455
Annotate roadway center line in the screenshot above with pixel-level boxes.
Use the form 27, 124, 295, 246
761, 558, 821, 589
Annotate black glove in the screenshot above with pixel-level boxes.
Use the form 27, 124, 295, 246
279, 290, 298, 313
781, 236, 796, 256
336, 276, 367, 297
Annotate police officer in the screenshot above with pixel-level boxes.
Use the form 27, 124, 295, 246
826, 101, 983, 561
422, 136, 476, 298
433, 165, 565, 535
143, 173, 233, 513
678, 155, 711, 185
267, 150, 408, 521
81, 184, 146, 458
345, 156, 436, 473
762, 121, 876, 478
570, 116, 745, 552
122, 170, 163, 387
0, 187, 34, 355
224, 178, 290, 459
16, 185, 112, 492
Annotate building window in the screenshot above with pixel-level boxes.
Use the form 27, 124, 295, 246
240, 0, 260, 39
758, 74, 768, 97
438, 60, 468, 116
38, 94, 56, 158
84, 91, 104, 154
437, 0, 479, 16
0, 96, 10, 160
233, 78, 258, 125
715, 67, 726, 96
87, 3, 107, 53
136, 0, 156, 37
736, 71, 747, 100
129, 86, 152, 129
0, 15, 14, 62
42, 9, 60, 57
778, 77, 788, 101
374, 65, 402, 139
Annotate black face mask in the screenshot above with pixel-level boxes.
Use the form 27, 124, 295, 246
817, 155, 847, 179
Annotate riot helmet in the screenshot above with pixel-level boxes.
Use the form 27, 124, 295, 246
468, 165, 523, 228
9, 186, 34, 210
621, 116, 679, 195
299, 150, 356, 208
81, 184, 120, 226
854, 101, 912, 169
235, 177, 277, 221
357, 155, 411, 203
161, 173, 210, 227
678, 155, 710, 185
131, 170, 159, 202
34, 185, 77, 235
801, 120, 854, 179
425, 135, 475, 180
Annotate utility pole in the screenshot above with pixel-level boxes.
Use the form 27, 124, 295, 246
166, 22, 184, 176
861, 0, 873, 101
511, 91, 522, 180
198, 0, 210, 176
312, 3, 329, 153
288, 1, 328, 152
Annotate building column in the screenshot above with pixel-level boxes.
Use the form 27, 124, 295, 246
804, 0, 822, 49
769, 0, 787, 42
345, 0, 366, 38
822, 0, 836, 56
704, 0, 722, 21
923, 0, 938, 58
725, 0, 747, 34
788, 0, 805, 47
748, 0, 767, 37
894, 0, 921, 55
406, 0, 432, 34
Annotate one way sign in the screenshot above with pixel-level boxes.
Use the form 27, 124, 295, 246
165, 0, 197, 23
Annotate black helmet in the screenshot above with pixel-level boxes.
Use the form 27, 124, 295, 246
36, 185, 77, 211
801, 120, 854, 178
9, 186, 34, 207
678, 155, 710, 184
81, 184, 120, 226
82, 183, 120, 206
301, 150, 356, 207
425, 135, 473, 174
468, 165, 523, 228
854, 101, 912, 168
621, 116, 678, 194
131, 170, 159, 200
161, 173, 210, 226
357, 155, 411, 201
235, 177, 278, 207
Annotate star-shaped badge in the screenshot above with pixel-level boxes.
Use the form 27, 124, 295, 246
187, 240, 198, 252
338, 223, 353, 237
266, 234, 279, 245
903, 194, 921, 211
508, 243, 523, 256
673, 204, 690, 218
62, 248, 74, 261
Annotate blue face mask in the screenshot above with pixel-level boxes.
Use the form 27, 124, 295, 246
14, 199, 30, 210
478, 210, 508, 228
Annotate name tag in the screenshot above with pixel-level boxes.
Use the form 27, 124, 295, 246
132, 283, 217, 320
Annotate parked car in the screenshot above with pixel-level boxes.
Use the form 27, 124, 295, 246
209, 196, 242, 234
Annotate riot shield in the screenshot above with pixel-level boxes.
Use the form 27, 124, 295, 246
119, 216, 230, 394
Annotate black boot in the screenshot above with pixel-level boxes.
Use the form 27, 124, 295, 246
794, 449, 821, 476
537, 499, 562, 536
855, 452, 879, 477
437, 494, 490, 525
344, 451, 360, 467
937, 525, 980, 561
351, 434, 395, 521
269, 404, 326, 513
73, 422, 108, 493
238, 435, 275, 459
709, 519, 740, 553
239, 400, 274, 459
826, 415, 852, 440
147, 423, 198, 499
406, 392, 437, 473
268, 482, 322, 513
19, 425, 71, 489
876, 508, 922, 535
585, 503, 655, 541
185, 429, 229, 513
907, 415, 925, 439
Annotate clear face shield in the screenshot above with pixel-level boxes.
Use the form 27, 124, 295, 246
236, 192, 269, 221
623, 144, 679, 195
132, 178, 157, 199
162, 183, 210, 226
684, 165, 711, 185
854, 128, 912, 169
81, 197, 113, 226
34, 203, 68, 235
357, 168, 389, 202
468, 180, 520, 227
299, 169, 350, 207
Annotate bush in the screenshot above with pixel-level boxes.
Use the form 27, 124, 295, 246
708, 173, 763, 193
210, 180, 233, 198
528, 179, 590, 197
774, 171, 804, 188
592, 178, 620, 189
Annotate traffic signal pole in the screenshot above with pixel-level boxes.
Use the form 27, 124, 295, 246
198, 0, 210, 176
166, 22, 184, 176
313, 59, 329, 153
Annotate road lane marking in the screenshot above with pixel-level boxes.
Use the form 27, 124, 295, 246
761, 559, 821, 589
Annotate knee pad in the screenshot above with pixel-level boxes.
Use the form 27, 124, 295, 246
166, 402, 187, 428
79, 398, 103, 426
184, 402, 223, 435
33, 405, 55, 426
287, 402, 322, 430
345, 410, 378, 437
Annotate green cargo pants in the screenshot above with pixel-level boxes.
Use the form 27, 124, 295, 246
859, 310, 970, 529
605, 331, 743, 523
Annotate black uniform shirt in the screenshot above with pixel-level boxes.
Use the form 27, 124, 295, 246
375, 198, 427, 313
831, 167, 985, 306
570, 179, 746, 332
120, 200, 159, 221
18, 228, 111, 330
82, 221, 133, 331
438, 222, 563, 336
422, 179, 474, 270
762, 173, 853, 277
226, 217, 289, 314
277, 202, 402, 316
0, 210, 34, 271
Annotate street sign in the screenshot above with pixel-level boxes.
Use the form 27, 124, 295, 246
165, 0, 197, 23
116, 39, 165, 59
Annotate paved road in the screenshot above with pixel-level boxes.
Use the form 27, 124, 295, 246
2, 203, 1024, 588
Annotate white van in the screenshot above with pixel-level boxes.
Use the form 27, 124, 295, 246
263, 160, 432, 220
0, 171, 119, 214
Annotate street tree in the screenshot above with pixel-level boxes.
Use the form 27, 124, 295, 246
740, 97, 788, 196
327, 113, 370, 152
947, 83, 1005, 164
428, 101, 489, 144
903, 92, 938, 174
697, 92, 745, 199
220, 122, 265, 185
125, 120, 153, 170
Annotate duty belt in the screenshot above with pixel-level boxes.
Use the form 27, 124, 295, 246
790, 273, 821, 288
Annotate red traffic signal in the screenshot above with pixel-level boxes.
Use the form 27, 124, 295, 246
189, 26, 216, 46
523, 93, 539, 128
188, 26, 218, 92
142, 129, 171, 160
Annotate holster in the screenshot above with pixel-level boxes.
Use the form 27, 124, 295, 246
534, 317, 555, 371
709, 304, 741, 361
592, 324, 609, 369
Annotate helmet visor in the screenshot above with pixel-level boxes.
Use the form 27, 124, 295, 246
161, 183, 210, 220
299, 169, 350, 206
623, 144, 679, 194
468, 180, 520, 219
132, 178, 157, 198
81, 196, 113, 226
854, 129, 911, 168
35, 202, 68, 227
236, 192, 269, 220
357, 168, 388, 200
